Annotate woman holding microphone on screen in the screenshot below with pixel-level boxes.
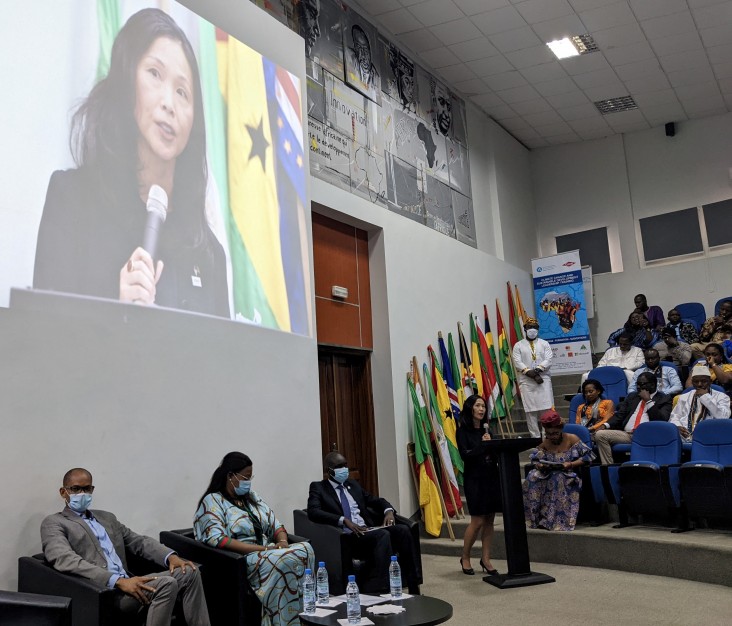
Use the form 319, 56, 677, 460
34, 8, 229, 317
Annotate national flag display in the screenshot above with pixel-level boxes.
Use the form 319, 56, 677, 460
439, 334, 462, 424
507, 281, 523, 347
496, 300, 517, 410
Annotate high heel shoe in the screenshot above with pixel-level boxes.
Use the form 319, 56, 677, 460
459, 558, 475, 575
480, 559, 499, 576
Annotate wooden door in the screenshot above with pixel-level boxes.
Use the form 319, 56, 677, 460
317, 347, 378, 495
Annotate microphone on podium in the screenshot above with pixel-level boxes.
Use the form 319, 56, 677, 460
142, 185, 168, 261
484, 423, 490, 438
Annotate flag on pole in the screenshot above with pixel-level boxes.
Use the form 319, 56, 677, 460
408, 374, 443, 536
475, 312, 506, 420
457, 323, 476, 398
468, 319, 486, 399
507, 282, 523, 347
496, 300, 517, 410
423, 362, 462, 513
428, 349, 463, 475
447, 333, 466, 411
438, 334, 462, 424
515, 284, 529, 326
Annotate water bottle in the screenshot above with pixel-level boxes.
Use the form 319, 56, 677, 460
303, 568, 316, 614
316, 561, 329, 604
389, 555, 402, 599
346, 574, 360, 624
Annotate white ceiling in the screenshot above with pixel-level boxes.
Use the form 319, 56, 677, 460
350, 0, 732, 148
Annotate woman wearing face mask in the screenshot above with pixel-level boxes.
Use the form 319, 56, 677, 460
523, 411, 594, 531
194, 452, 314, 626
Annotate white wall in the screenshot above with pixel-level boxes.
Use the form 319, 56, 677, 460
532, 113, 732, 347
310, 107, 537, 515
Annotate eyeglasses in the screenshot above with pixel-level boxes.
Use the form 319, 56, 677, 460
65, 485, 94, 494
232, 472, 253, 481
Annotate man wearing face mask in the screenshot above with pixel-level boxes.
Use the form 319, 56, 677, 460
594, 372, 674, 464
41, 468, 210, 626
512, 318, 554, 438
306, 451, 421, 594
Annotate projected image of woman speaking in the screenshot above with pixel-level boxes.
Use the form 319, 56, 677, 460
33, 8, 229, 317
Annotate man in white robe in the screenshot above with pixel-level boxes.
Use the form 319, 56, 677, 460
512, 317, 554, 438
669, 364, 731, 441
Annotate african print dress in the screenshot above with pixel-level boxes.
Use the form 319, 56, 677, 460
522, 441, 594, 531
194, 491, 315, 626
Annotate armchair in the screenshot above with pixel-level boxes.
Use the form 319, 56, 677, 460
159, 528, 308, 626
18, 551, 180, 626
292, 509, 422, 596
0, 589, 71, 626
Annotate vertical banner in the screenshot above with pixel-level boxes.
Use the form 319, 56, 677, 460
531, 251, 593, 375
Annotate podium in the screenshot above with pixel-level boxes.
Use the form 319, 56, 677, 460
482, 437, 556, 589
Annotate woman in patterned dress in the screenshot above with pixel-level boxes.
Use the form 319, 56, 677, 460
194, 452, 314, 626
523, 411, 594, 531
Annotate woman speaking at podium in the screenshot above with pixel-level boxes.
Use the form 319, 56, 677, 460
34, 8, 229, 318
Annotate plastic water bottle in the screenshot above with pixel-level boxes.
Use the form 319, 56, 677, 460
389, 555, 402, 599
346, 574, 360, 624
316, 561, 329, 604
303, 568, 316, 614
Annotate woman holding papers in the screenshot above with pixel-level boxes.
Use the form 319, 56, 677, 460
523, 411, 594, 531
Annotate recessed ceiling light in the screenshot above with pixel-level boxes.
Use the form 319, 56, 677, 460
546, 38, 579, 60
594, 95, 638, 114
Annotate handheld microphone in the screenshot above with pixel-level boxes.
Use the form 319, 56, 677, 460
483, 423, 490, 437
142, 185, 168, 261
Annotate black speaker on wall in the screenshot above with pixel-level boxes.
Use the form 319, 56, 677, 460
665, 122, 676, 137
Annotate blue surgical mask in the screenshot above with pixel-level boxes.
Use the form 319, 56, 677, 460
67, 493, 92, 513
234, 480, 251, 496
332, 467, 349, 484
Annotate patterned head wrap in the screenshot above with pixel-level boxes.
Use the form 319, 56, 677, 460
540, 409, 562, 429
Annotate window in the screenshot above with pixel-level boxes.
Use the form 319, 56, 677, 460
702, 199, 732, 248
556, 227, 611, 274
638, 208, 703, 263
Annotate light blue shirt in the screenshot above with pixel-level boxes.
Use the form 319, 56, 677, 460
327, 480, 393, 528
628, 365, 682, 395
70, 509, 127, 588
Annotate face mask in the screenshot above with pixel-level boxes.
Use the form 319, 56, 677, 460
331, 467, 349, 484
526, 329, 539, 340
234, 480, 251, 496
67, 493, 92, 513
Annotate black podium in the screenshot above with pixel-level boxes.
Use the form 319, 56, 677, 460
483, 437, 556, 589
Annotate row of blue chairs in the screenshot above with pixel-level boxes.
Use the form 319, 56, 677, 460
566, 420, 732, 530
675, 298, 732, 331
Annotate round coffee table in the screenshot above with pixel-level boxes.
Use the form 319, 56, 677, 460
299, 595, 452, 626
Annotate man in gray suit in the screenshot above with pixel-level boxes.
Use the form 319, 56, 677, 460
41, 467, 210, 625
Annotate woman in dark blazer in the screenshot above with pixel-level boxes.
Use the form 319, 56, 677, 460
456, 394, 501, 577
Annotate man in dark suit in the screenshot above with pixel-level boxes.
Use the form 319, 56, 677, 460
41, 468, 210, 626
307, 452, 420, 594
594, 372, 673, 464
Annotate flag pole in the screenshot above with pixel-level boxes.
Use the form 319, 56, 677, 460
496, 298, 518, 435
414, 357, 461, 531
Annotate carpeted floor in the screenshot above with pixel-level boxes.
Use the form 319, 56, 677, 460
419, 553, 732, 626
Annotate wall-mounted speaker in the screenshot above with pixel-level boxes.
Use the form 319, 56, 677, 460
665, 122, 676, 137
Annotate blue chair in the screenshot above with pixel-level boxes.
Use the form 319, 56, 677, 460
587, 366, 628, 406
568, 393, 584, 424
714, 298, 732, 316
675, 302, 706, 329
678, 420, 732, 523
603, 422, 683, 529
564, 423, 605, 521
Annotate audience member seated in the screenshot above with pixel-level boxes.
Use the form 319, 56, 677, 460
633, 293, 665, 330
608, 312, 661, 350
690, 300, 732, 359
583, 333, 644, 384
194, 452, 314, 626
685, 343, 732, 394
523, 410, 594, 531
594, 372, 673, 464
41, 467, 210, 626
628, 349, 683, 396
306, 451, 421, 594
670, 365, 731, 441
575, 379, 615, 434
654, 309, 697, 366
